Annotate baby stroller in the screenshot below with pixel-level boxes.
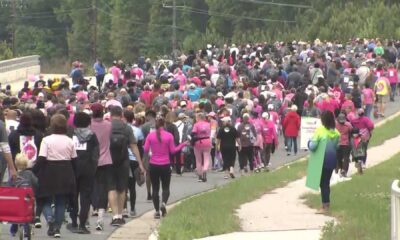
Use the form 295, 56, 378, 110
0, 185, 35, 239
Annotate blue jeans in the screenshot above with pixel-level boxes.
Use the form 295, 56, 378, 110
364, 104, 373, 120
42, 195, 67, 229
286, 137, 297, 154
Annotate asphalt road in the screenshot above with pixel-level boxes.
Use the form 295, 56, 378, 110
1, 97, 399, 240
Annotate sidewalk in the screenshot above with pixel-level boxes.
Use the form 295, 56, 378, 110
201, 112, 400, 240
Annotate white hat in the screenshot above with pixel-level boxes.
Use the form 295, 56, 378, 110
268, 104, 274, 110
217, 92, 224, 97
189, 83, 196, 89
221, 116, 231, 122
262, 112, 270, 119
207, 44, 212, 49
291, 105, 298, 111
180, 101, 187, 107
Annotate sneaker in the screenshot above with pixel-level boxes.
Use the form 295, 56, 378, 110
111, 218, 121, 227
160, 202, 167, 217
95, 220, 104, 231
202, 172, 207, 182
122, 209, 129, 218
47, 221, 56, 237
34, 217, 42, 228
286, 153, 291, 156
107, 208, 112, 213
77, 226, 91, 234
130, 210, 137, 218
54, 228, 61, 238
118, 218, 126, 225
147, 193, 152, 201
229, 173, 235, 179
224, 175, 229, 179
154, 211, 161, 219
198, 175, 203, 182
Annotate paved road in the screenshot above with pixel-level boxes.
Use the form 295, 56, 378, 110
1, 98, 399, 240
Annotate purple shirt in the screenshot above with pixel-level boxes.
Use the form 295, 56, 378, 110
90, 118, 112, 166
143, 128, 185, 165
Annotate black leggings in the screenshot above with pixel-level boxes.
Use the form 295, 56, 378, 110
239, 146, 254, 170
96, 74, 105, 90
149, 164, 171, 212
221, 147, 236, 171
320, 168, 333, 204
70, 174, 94, 226
128, 161, 139, 211
336, 145, 351, 173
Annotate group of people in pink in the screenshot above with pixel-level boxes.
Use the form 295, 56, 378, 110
0, 38, 398, 237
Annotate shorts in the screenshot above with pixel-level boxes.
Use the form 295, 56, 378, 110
376, 95, 387, 103
96, 161, 129, 192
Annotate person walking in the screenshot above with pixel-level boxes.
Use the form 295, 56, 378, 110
191, 113, 212, 182
283, 105, 300, 156
216, 116, 240, 179
143, 116, 187, 219
335, 113, 353, 178
68, 112, 100, 234
33, 114, 77, 238
237, 113, 256, 173
306, 111, 340, 214
109, 106, 144, 226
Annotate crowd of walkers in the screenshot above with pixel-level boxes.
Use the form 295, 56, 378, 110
2, 38, 399, 237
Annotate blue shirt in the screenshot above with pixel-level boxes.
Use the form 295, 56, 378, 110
128, 125, 144, 161
94, 62, 106, 76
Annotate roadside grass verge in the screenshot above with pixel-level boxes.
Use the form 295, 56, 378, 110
158, 114, 400, 240
304, 152, 400, 240
369, 114, 400, 147
158, 160, 307, 240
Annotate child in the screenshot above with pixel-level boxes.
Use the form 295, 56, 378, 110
350, 128, 368, 174
10, 153, 38, 238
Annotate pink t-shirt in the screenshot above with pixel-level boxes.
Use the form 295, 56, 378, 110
144, 128, 185, 165
90, 118, 112, 166
362, 88, 374, 105
39, 134, 77, 161
387, 68, 398, 84
192, 120, 211, 148
110, 66, 120, 84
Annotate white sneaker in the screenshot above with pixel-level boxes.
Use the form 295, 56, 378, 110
95, 220, 104, 231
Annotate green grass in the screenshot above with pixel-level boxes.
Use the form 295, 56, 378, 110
369, 114, 400, 147
157, 114, 400, 240
158, 160, 307, 240
304, 152, 400, 240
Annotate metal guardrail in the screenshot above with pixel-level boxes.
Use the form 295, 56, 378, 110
0, 55, 40, 73
392, 180, 400, 240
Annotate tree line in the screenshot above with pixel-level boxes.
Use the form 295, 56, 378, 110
0, 0, 400, 68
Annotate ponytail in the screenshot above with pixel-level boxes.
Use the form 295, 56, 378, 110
155, 117, 165, 143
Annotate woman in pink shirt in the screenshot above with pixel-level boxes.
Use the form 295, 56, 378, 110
361, 83, 375, 119
387, 64, 398, 101
191, 113, 212, 182
143, 117, 187, 219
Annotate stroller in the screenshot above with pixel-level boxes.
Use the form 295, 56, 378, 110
0, 184, 35, 240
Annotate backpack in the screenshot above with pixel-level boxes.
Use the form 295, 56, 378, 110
110, 126, 129, 166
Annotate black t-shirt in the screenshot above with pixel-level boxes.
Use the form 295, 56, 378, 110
217, 126, 238, 149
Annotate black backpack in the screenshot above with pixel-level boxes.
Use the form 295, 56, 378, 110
110, 126, 129, 166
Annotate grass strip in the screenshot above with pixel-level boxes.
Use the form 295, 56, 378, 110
158, 160, 307, 240
304, 152, 400, 240
369, 114, 400, 147
158, 114, 400, 240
